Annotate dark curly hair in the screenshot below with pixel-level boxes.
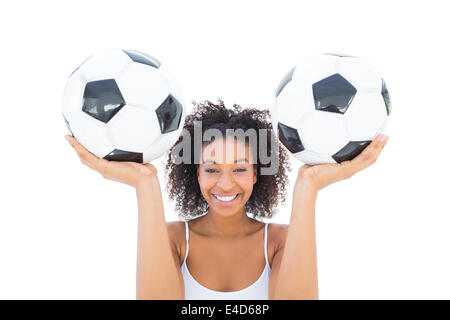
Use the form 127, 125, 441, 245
164, 99, 291, 220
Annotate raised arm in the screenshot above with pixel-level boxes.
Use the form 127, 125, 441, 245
135, 175, 184, 299
65, 135, 184, 299
272, 181, 318, 299
272, 134, 389, 299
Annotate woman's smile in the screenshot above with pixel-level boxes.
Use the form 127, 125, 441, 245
212, 193, 241, 205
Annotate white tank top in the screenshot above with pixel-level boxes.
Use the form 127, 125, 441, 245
181, 221, 271, 300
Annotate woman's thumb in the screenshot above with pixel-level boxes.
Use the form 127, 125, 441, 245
141, 163, 156, 175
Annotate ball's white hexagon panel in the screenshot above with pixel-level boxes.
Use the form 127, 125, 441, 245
274, 79, 315, 128
297, 110, 349, 154
292, 54, 339, 85
117, 62, 169, 110
79, 49, 131, 81
337, 57, 382, 93
61, 69, 85, 119
68, 110, 114, 158
344, 93, 388, 141
270, 115, 279, 140
294, 149, 336, 165
375, 117, 390, 136
143, 129, 182, 163
107, 105, 161, 153
159, 64, 185, 106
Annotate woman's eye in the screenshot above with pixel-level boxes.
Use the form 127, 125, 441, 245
205, 168, 247, 173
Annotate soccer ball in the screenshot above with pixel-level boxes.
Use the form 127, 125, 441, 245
61, 49, 185, 163
271, 53, 391, 165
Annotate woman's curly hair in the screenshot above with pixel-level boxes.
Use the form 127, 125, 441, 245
164, 99, 291, 220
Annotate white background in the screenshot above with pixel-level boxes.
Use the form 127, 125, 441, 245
0, 0, 449, 299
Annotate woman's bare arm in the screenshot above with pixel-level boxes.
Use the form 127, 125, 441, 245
65, 135, 184, 299
272, 134, 388, 299
272, 182, 318, 299
135, 175, 184, 299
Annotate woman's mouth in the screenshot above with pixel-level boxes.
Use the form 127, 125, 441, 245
212, 194, 240, 205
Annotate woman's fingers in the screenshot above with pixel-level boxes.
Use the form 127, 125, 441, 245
298, 164, 312, 177
344, 134, 389, 178
65, 135, 108, 174
141, 163, 157, 176
65, 135, 158, 188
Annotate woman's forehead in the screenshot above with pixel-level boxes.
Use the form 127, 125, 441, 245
201, 138, 256, 164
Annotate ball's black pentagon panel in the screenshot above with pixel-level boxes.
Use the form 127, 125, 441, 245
277, 122, 305, 153
82, 79, 126, 123
313, 73, 357, 114
275, 67, 296, 97
324, 53, 356, 58
103, 149, 143, 163
155, 94, 183, 133
332, 140, 371, 163
381, 78, 391, 116
123, 50, 161, 68
62, 113, 74, 136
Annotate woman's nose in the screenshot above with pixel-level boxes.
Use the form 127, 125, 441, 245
216, 172, 235, 190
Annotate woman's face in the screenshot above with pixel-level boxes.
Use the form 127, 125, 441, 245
197, 137, 257, 217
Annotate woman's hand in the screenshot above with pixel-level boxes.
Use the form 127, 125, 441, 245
295, 134, 389, 193
65, 135, 157, 188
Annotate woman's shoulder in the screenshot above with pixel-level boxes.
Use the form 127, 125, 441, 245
167, 220, 188, 244
267, 223, 288, 264
166, 220, 186, 229
268, 222, 288, 237
166, 220, 187, 265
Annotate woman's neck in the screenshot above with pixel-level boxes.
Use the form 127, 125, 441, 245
197, 209, 260, 238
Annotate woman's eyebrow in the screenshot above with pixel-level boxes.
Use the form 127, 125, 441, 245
202, 159, 249, 164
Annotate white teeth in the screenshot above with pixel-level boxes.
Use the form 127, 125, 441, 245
214, 194, 238, 202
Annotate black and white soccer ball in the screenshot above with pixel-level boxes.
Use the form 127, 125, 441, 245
271, 53, 391, 165
61, 49, 185, 163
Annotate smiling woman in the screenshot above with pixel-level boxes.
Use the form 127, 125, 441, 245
162, 99, 292, 299
199, 140, 255, 214
165, 99, 290, 221
66, 98, 387, 300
